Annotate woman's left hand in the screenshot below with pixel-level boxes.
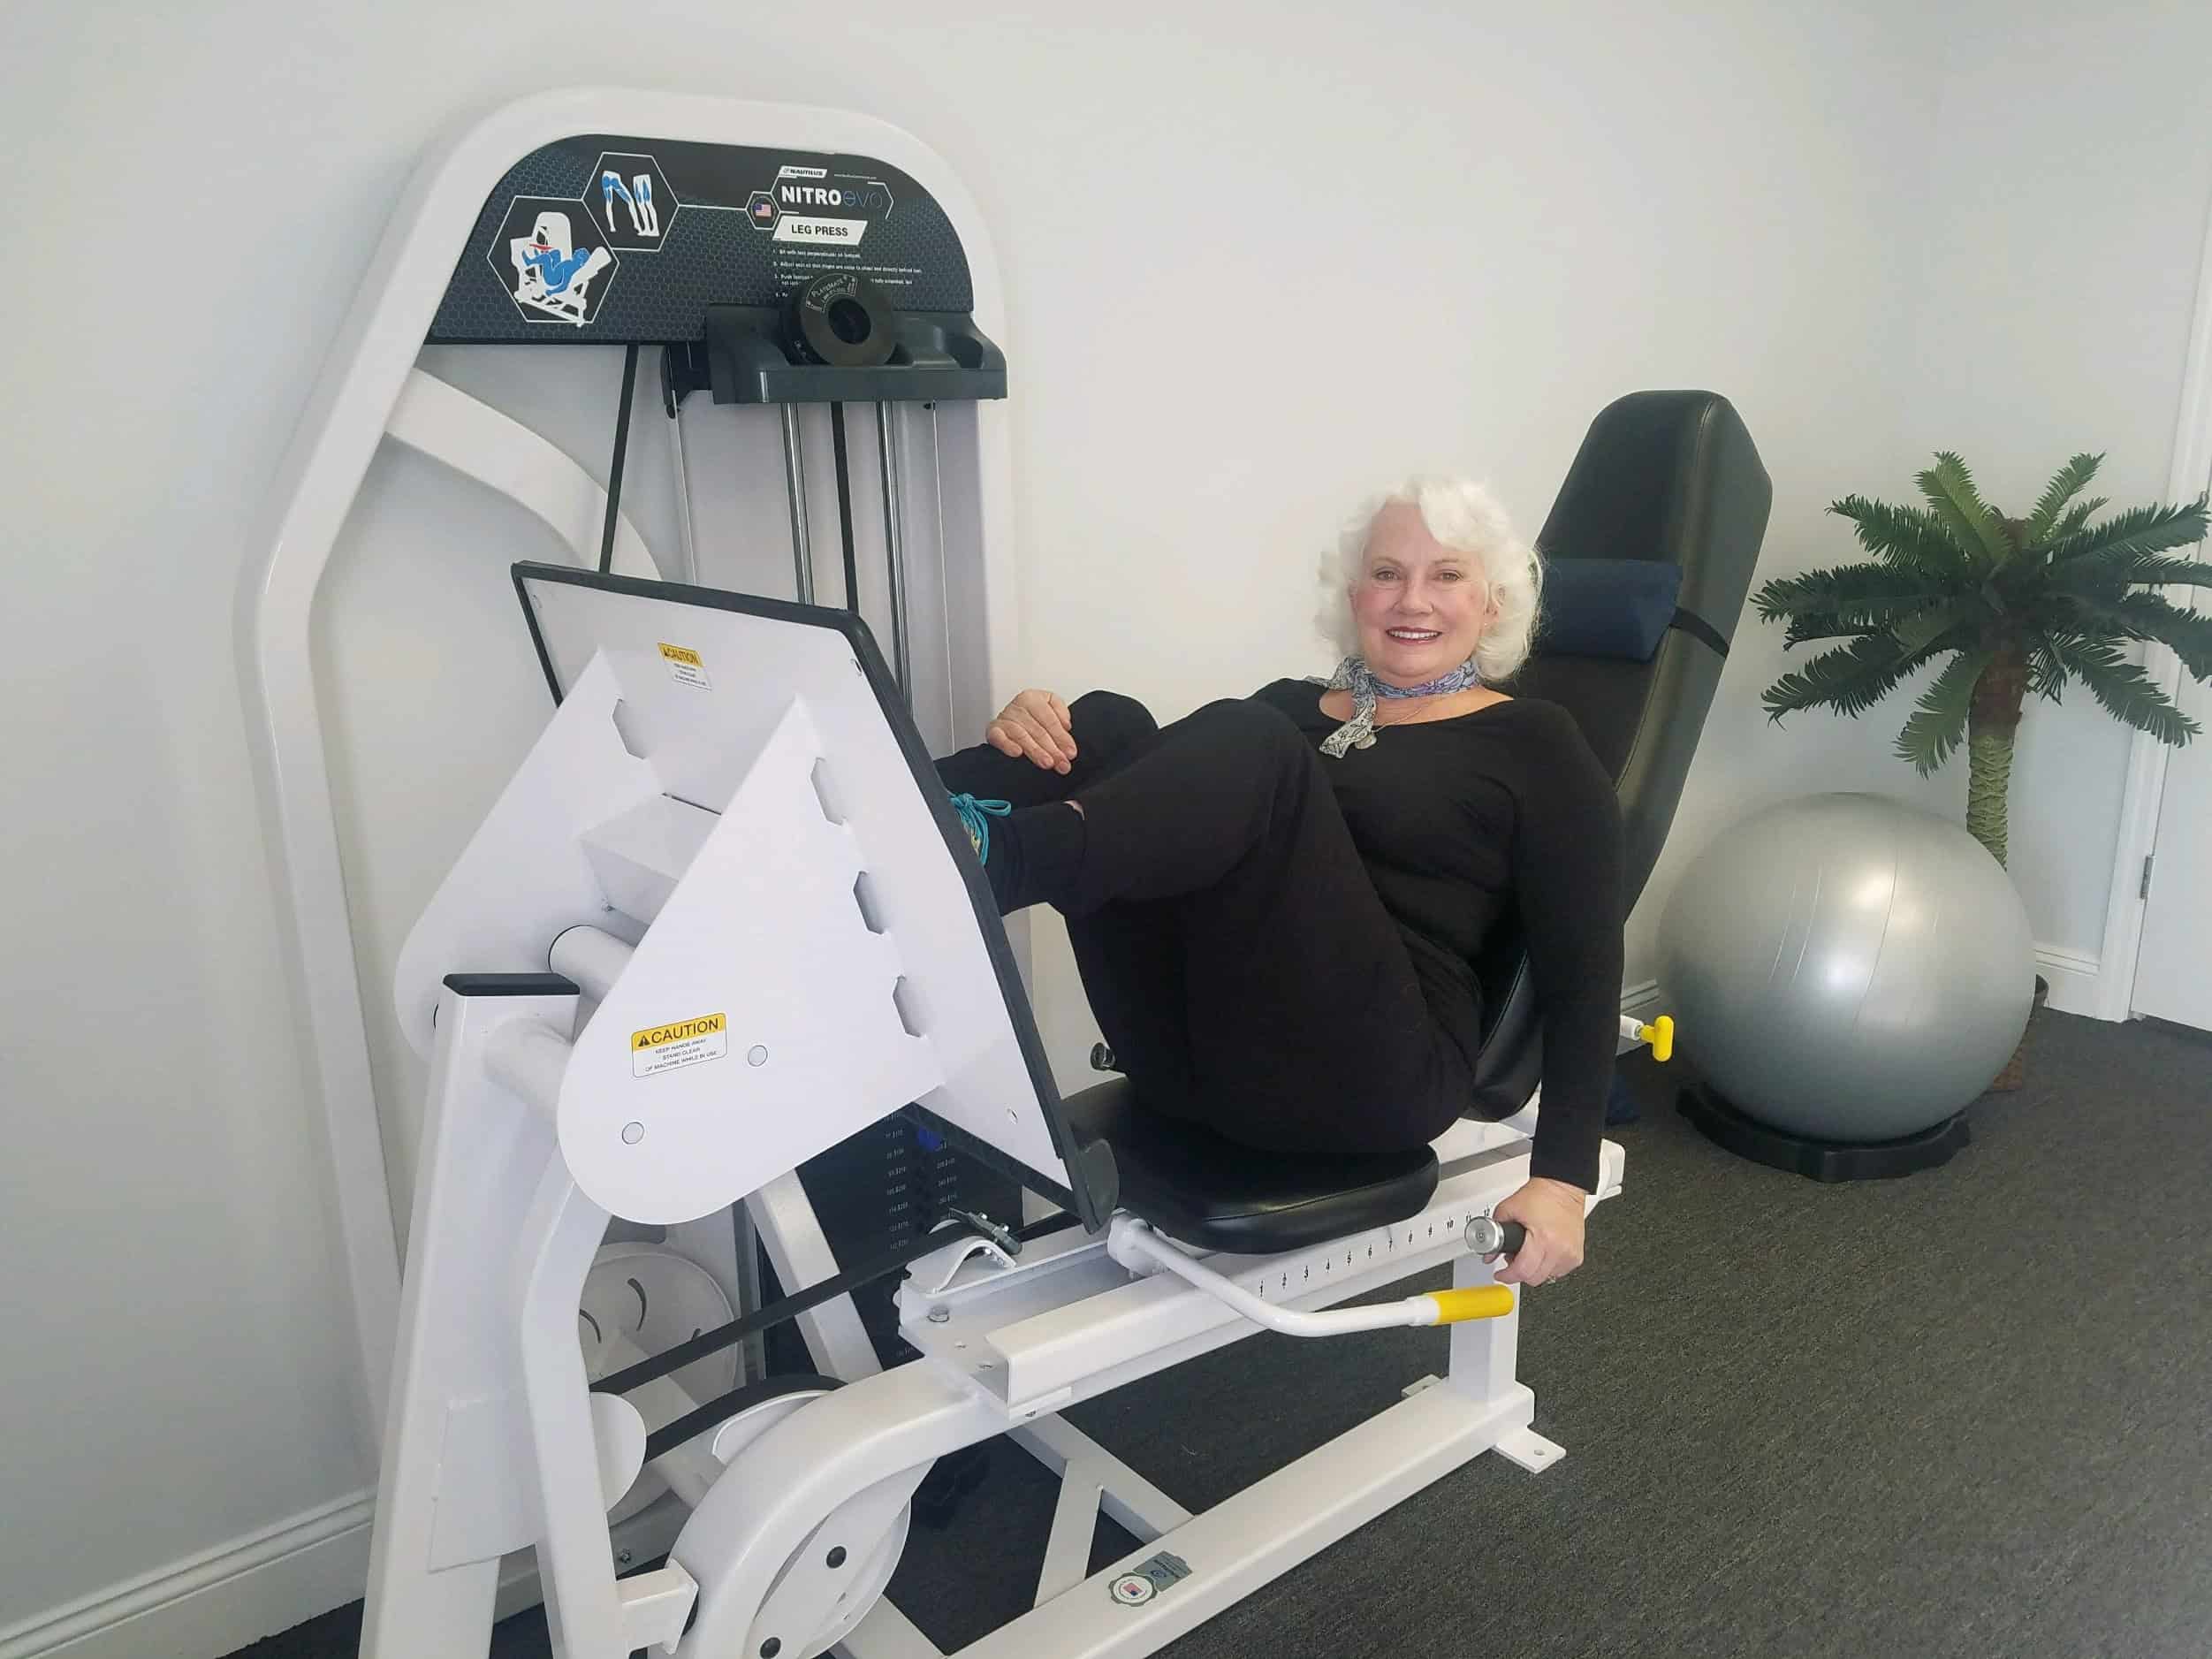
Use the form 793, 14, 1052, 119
1487, 1178, 1587, 1288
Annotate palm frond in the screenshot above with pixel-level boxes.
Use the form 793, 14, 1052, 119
1829, 496, 1978, 576
2026, 453, 2102, 542
1890, 591, 1995, 655
1893, 648, 1992, 775
1917, 452, 2013, 569
2089, 553, 2212, 590
2028, 631, 2067, 703
1783, 616, 1867, 646
1762, 634, 1927, 722
2047, 558, 2172, 599
2113, 594, 2212, 678
2046, 498, 2210, 566
1785, 617, 1905, 647
2051, 497, 2109, 540
2044, 634, 2201, 745
1752, 563, 1957, 627
2040, 590, 2212, 676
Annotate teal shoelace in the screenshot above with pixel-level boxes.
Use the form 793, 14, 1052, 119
949, 794, 1012, 862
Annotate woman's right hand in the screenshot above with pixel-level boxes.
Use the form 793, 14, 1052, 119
988, 689, 1078, 773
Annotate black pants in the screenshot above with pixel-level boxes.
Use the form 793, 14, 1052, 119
934, 692, 1472, 1156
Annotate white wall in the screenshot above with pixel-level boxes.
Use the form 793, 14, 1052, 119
1895, 0, 2212, 971
4, 1, 2201, 1653
984, 4, 1951, 1055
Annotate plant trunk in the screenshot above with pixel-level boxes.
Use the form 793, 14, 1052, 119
1973, 643, 2034, 1092
1965, 646, 2030, 867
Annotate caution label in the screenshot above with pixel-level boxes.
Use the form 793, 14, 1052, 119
658, 642, 711, 689
631, 1012, 729, 1078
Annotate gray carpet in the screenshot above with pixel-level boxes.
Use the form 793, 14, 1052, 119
238, 1008, 2212, 1659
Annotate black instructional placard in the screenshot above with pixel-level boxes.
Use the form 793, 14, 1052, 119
429, 135, 977, 344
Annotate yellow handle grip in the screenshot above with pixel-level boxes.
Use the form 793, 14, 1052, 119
1424, 1285, 1516, 1324
1638, 1015, 1675, 1063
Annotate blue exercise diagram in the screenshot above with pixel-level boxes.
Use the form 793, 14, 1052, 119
498, 205, 616, 326
583, 150, 678, 253
601, 171, 660, 239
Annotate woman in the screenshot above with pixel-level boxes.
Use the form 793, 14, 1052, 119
932, 477, 1622, 1288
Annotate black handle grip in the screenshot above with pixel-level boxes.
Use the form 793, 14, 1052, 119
1467, 1216, 1529, 1259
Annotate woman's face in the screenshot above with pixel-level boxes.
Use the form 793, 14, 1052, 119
1351, 502, 1501, 687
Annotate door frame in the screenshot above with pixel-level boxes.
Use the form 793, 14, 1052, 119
2098, 194, 2212, 1020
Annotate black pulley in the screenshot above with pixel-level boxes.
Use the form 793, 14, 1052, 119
788, 272, 899, 368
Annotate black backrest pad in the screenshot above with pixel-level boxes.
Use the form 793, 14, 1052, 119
1464, 392, 1771, 1113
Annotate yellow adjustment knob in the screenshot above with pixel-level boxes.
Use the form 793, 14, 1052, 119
1640, 1015, 1675, 1063
1425, 1285, 1516, 1324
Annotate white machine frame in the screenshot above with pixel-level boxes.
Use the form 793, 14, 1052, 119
361, 569, 1623, 1657
240, 88, 1022, 1443
243, 89, 1634, 1659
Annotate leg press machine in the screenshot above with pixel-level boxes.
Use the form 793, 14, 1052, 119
364, 565, 1621, 1658
230, 88, 1768, 1659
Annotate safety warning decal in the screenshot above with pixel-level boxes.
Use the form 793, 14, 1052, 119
631, 1013, 728, 1078
658, 643, 711, 689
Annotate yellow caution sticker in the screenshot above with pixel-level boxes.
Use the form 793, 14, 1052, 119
658, 642, 711, 689
631, 1012, 728, 1078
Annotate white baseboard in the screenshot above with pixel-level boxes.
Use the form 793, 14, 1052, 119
0, 1492, 374, 1659
2034, 944, 2104, 1019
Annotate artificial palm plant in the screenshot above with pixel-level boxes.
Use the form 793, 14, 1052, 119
1755, 453, 2212, 866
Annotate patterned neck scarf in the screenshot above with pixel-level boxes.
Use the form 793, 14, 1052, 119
1311, 655, 1483, 757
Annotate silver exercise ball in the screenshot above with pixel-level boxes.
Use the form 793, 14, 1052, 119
1656, 793, 2035, 1143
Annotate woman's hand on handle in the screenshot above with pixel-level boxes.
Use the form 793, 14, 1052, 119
989, 689, 1079, 773
1488, 1177, 1586, 1288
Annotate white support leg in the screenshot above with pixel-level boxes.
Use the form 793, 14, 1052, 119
730, 1201, 768, 1383
956, 1381, 1534, 1659
660, 1207, 754, 1386
837, 1600, 948, 1659
361, 985, 582, 1659
749, 1170, 884, 1380
1037, 1458, 1107, 1607
1444, 1237, 1562, 1474
1445, 1247, 1520, 1406
1012, 1417, 1193, 1545
515, 1140, 635, 1655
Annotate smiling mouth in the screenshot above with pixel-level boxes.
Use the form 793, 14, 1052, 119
1385, 628, 1441, 642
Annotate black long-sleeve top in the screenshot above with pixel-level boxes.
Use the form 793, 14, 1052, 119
1250, 681, 1625, 1191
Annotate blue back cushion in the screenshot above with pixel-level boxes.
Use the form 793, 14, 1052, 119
1536, 557, 1683, 661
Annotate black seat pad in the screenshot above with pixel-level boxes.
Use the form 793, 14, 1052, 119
1063, 1077, 1439, 1254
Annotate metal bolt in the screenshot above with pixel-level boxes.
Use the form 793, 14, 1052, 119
617, 1549, 634, 1565
927, 1305, 951, 1324
827, 1546, 848, 1569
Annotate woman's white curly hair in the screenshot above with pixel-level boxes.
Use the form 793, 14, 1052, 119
1317, 476, 1543, 682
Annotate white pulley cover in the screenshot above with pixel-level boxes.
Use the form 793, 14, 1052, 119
579, 1243, 739, 1523
708, 1387, 916, 1659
